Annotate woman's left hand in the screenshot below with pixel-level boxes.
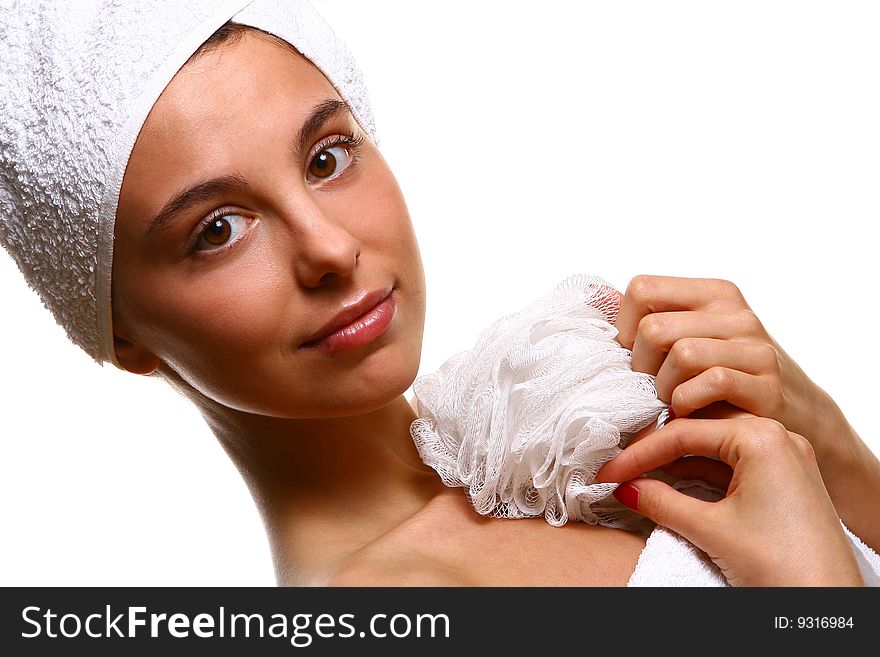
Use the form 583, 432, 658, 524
612, 274, 880, 551
615, 275, 825, 441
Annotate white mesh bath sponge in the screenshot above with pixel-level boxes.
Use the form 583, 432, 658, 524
410, 274, 668, 529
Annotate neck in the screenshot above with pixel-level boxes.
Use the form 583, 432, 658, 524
196, 392, 445, 584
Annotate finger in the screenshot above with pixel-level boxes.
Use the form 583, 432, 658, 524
658, 456, 733, 491
671, 368, 782, 420
654, 338, 778, 402
616, 276, 748, 349
614, 478, 715, 540
595, 417, 773, 483
687, 401, 754, 421
630, 311, 764, 375
624, 416, 663, 447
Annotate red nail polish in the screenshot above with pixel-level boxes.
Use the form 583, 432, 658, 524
667, 407, 677, 422
614, 483, 640, 510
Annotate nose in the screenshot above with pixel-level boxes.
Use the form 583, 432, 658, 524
284, 194, 361, 288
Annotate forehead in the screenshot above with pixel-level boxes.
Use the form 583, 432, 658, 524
138, 32, 337, 144
119, 33, 340, 225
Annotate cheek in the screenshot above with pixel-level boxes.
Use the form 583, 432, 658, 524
138, 253, 292, 385
357, 166, 420, 257
350, 164, 426, 323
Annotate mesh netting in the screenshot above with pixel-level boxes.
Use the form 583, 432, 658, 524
410, 273, 667, 530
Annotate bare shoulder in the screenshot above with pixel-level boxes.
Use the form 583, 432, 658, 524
327, 552, 471, 587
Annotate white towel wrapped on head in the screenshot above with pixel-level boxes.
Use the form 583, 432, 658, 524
0, 0, 375, 365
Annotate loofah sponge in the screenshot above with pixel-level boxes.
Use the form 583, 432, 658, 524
410, 274, 668, 530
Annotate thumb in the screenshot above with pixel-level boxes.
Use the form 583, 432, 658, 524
615, 479, 714, 541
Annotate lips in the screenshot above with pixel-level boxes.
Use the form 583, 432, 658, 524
300, 286, 395, 351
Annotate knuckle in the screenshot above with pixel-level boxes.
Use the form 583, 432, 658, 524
709, 278, 742, 301
746, 417, 789, 450
670, 338, 703, 370
626, 275, 657, 304
644, 487, 670, 526
706, 366, 735, 392
738, 310, 765, 335
763, 417, 789, 439
652, 495, 670, 526
638, 314, 668, 346
669, 423, 691, 460
670, 386, 688, 412
789, 432, 816, 460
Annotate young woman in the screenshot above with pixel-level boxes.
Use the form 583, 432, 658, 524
2, 1, 877, 586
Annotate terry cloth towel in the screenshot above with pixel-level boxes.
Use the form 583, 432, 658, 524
628, 523, 880, 586
410, 273, 880, 586
0, 0, 375, 365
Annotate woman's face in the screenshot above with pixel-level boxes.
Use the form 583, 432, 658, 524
112, 32, 426, 418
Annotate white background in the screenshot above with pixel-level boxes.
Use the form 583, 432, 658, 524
1, 0, 878, 585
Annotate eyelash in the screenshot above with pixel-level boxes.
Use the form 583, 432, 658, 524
188, 207, 255, 257
187, 131, 366, 257
306, 131, 366, 181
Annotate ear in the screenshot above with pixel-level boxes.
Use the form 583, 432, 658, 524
113, 333, 162, 375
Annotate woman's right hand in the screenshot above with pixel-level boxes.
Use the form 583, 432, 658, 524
595, 415, 864, 586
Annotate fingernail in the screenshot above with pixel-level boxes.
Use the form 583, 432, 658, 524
667, 407, 677, 422
614, 483, 640, 510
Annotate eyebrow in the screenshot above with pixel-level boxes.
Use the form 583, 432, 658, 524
295, 98, 352, 158
142, 98, 353, 237
143, 174, 249, 237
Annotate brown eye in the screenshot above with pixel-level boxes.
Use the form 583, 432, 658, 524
306, 144, 354, 182
195, 214, 249, 252
203, 218, 231, 245
309, 149, 337, 179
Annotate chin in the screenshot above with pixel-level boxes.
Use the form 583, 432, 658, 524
278, 349, 422, 420
230, 318, 425, 419
327, 359, 421, 418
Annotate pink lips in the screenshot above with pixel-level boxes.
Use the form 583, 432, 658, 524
300, 288, 396, 353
